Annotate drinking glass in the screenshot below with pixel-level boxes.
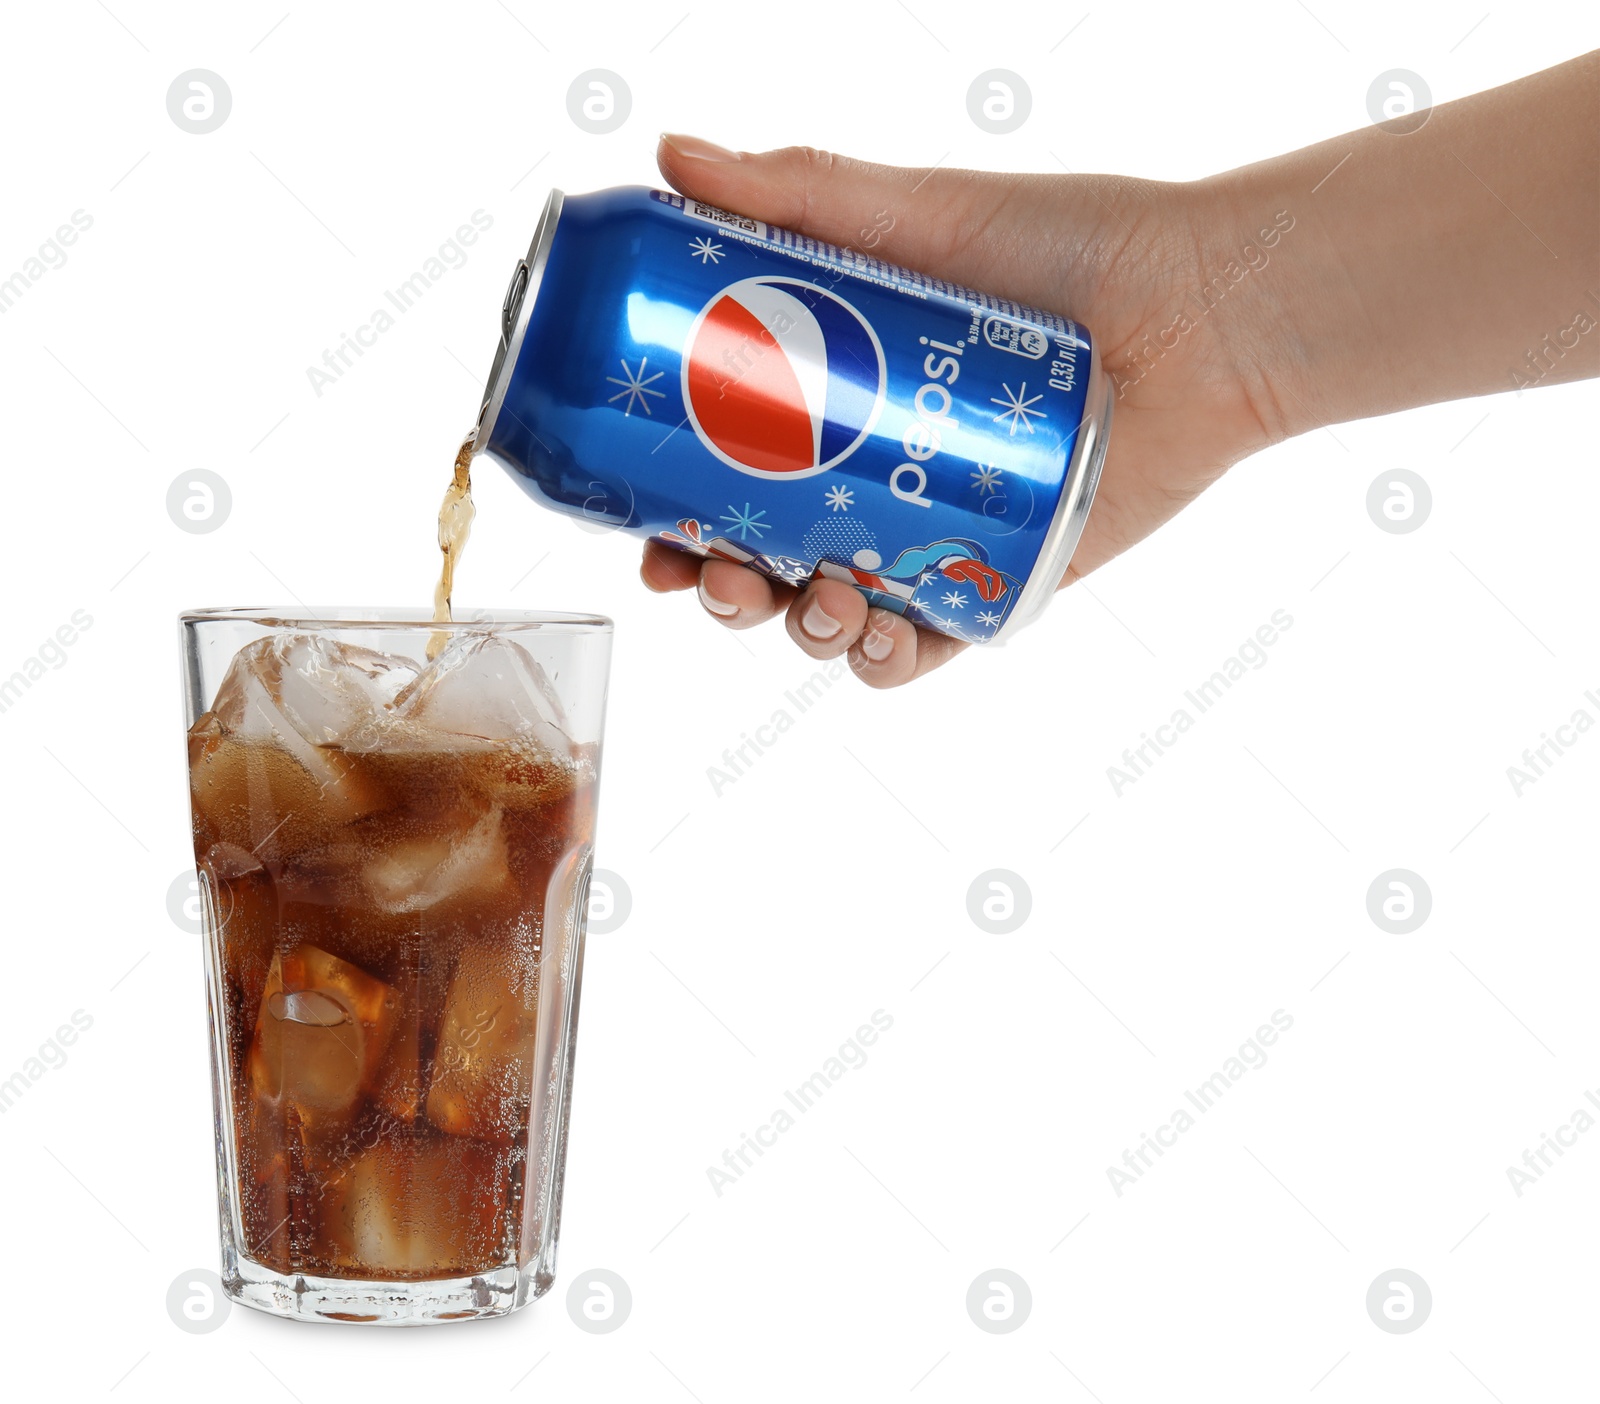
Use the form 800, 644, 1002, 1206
180, 608, 611, 1324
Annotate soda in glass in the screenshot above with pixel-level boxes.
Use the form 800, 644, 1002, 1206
180, 608, 610, 1323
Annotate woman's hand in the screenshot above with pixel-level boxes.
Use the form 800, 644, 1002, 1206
640, 135, 1285, 687
642, 57, 1599, 686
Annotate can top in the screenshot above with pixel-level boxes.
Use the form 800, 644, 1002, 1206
477, 189, 565, 456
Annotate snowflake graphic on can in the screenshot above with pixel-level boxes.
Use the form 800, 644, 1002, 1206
720, 502, 769, 541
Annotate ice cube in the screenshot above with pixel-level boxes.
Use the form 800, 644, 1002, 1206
395, 634, 571, 756
219, 635, 415, 744
248, 945, 397, 1129
190, 636, 413, 857
189, 734, 368, 861
264, 807, 490, 986
202, 840, 265, 882
393, 635, 581, 813
425, 940, 539, 1144
319, 1134, 510, 1277
360, 804, 511, 914
474, 737, 581, 813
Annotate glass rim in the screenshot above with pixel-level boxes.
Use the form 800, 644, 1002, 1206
179, 606, 613, 633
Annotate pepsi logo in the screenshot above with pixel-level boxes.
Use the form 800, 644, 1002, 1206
683, 277, 886, 479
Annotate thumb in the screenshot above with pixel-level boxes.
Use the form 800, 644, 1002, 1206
656, 133, 1018, 291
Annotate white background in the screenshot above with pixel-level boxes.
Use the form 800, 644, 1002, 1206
2, 1, 1597, 1399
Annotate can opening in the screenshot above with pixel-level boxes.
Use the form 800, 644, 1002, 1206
501, 261, 530, 344
477, 190, 566, 453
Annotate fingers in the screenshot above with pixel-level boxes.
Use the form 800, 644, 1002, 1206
784, 577, 868, 658
643, 542, 789, 626
785, 584, 968, 688
641, 539, 701, 592
656, 133, 1022, 293
696, 557, 793, 629
845, 610, 970, 689
641, 543, 969, 687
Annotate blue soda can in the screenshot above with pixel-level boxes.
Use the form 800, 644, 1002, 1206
476, 187, 1111, 643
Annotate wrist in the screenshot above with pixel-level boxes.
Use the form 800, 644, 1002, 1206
1187, 164, 1333, 449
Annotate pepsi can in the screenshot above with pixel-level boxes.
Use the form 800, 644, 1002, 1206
476, 187, 1111, 643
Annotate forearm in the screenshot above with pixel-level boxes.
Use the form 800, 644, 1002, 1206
1213, 52, 1600, 437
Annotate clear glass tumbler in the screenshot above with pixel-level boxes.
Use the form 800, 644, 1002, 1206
179, 609, 611, 1324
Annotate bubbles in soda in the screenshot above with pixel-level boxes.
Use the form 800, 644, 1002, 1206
189, 628, 596, 1281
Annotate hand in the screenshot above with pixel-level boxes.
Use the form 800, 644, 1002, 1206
641, 135, 1287, 687
642, 57, 1600, 688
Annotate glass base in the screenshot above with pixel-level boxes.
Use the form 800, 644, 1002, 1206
224, 1249, 551, 1325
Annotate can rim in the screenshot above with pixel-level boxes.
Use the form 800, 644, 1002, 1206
989, 337, 1113, 644
476, 187, 566, 458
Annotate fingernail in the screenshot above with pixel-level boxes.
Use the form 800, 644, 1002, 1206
861, 626, 895, 662
661, 132, 741, 163
698, 579, 739, 617
799, 597, 841, 641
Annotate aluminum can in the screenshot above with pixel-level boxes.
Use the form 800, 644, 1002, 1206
477, 186, 1111, 643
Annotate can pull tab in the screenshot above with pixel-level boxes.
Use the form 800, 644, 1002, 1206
501, 259, 531, 346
